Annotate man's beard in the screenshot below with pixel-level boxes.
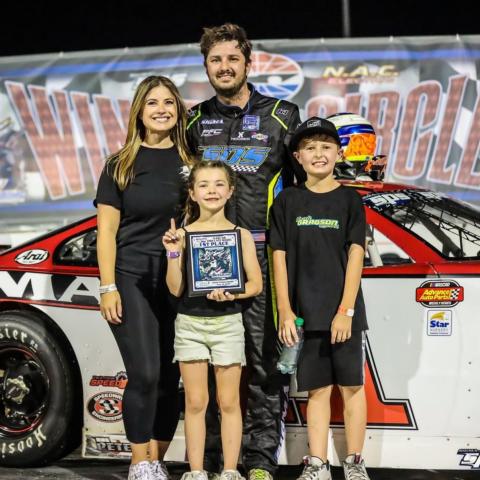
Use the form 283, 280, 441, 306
210, 68, 248, 98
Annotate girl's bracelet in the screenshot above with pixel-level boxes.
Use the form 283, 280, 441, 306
99, 284, 117, 295
166, 251, 181, 259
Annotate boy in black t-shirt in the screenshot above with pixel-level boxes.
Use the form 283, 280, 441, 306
269, 117, 370, 480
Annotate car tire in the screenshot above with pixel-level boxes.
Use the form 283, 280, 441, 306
0, 309, 81, 467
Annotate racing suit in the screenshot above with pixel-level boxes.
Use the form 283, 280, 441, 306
187, 84, 304, 473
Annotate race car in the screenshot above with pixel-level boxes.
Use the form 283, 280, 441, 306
0, 179, 479, 471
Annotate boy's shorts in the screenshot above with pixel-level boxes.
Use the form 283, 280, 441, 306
296, 330, 366, 391
174, 312, 246, 366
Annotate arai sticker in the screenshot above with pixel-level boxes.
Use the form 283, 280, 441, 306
15, 249, 49, 265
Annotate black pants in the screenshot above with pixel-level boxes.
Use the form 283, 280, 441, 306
204, 246, 287, 473
110, 261, 180, 444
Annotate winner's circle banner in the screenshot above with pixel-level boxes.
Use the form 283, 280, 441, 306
2, 35, 480, 231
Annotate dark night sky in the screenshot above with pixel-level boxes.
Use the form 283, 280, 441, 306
0, 1, 478, 58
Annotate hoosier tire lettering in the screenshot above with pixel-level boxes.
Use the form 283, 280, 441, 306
0, 326, 39, 351
0, 310, 81, 466
0, 426, 47, 457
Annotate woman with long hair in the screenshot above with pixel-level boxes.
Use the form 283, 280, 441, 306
95, 75, 192, 480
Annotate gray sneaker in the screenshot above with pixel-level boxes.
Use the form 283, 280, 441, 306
151, 460, 170, 480
180, 471, 209, 480
220, 470, 245, 480
248, 469, 273, 480
342, 454, 370, 480
297, 456, 332, 480
128, 461, 154, 480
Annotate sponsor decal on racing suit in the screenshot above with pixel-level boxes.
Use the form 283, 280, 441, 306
201, 128, 223, 137
198, 145, 271, 173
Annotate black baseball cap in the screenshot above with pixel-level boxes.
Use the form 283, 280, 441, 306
289, 116, 341, 152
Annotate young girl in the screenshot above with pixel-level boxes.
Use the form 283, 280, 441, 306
162, 161, 262, 480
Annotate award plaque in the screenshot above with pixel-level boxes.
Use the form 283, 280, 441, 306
186, 230, 245, 297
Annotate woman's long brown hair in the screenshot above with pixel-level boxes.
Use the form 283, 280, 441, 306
106, 75, 193, 190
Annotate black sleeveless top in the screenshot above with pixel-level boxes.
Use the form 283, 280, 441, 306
177, 226, 244, 317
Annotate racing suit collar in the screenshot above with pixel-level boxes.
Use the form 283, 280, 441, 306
213, 83, 259, 117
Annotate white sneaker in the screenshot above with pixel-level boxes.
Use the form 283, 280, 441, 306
180, 471, 209, 480
342, 454, 370, 480
297, 456, 332, 480
128, 461, 154, 480
220, 470, 245, 480
151, 460, 170, 480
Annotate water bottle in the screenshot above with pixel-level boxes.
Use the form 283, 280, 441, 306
277, 317, 305, 374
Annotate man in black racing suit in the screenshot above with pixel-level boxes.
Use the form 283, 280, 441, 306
187, 23, 304, 480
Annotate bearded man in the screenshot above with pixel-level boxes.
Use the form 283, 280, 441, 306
187, 23, 304, 480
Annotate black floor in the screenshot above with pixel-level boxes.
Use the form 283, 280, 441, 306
0, 455, 478, 480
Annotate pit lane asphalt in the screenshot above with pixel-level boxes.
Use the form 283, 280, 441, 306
0, 451, 478, 480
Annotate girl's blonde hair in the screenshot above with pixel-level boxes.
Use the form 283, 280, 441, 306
106, 75, 192, 190
185, 161, 235, 224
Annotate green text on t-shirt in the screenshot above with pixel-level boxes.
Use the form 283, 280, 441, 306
295, 216, 339, 229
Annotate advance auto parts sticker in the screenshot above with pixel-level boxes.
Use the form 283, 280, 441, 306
416, 280, 464, 308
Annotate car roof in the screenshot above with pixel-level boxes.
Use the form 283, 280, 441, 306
340, 179, 424, 195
